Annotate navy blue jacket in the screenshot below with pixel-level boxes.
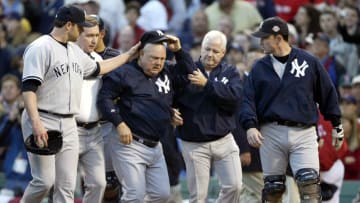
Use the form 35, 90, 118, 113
97, 50, 194, 141
240, 48, 341, 130
232, 75, 262, 172
98, 47, 120, 59
232, 120, 262, 172
176, 61, 243, 142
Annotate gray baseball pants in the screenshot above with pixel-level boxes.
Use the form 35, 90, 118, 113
100, 122, 116, 172
20, 110, 79, 203
259, 123, 319, 176
109, 130, 170, 203
181, 133, 242, 203
78, 125, 106, 203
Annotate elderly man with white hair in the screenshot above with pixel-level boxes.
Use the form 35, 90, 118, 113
175, 30, 243, 203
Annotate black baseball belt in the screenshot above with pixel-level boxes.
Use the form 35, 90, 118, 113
38, 109, 74, 118
132, 134, 159, 148
76, 121, 99, 129
273, 120, 313, 128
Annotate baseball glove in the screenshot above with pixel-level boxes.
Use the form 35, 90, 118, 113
24, 130, 63, 155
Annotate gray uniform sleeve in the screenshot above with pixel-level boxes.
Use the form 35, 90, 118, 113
22, 41, 49, 83
81, 52, 98, 77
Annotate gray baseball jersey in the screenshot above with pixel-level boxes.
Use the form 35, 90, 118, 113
21, 35, 97, 203
22, 35, 97, 115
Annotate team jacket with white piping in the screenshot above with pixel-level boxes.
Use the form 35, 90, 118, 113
240, 47, 341, 131
175, 61, 243, 142
97, 50, 194, 141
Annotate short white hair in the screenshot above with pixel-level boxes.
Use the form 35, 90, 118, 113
202, 30, 227, 51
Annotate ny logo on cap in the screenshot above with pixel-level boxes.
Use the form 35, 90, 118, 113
156, 30, 164, 36
258, 21, 264, 29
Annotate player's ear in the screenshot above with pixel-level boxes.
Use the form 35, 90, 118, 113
65, 22, 73, 31
99, 30, 105, 38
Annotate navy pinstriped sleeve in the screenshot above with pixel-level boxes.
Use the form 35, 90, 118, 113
169, 49, 195, 92
203, 65, 242, 112
232, 119, 250, 154
172, 49, 196, 73
313, 58, 341, 126
97, 71, 125, 127
240, 71, 259, 130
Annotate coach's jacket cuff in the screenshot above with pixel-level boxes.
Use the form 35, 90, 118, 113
244, 120, 257, 131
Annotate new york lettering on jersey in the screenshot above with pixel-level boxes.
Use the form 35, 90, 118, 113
53, 62, 83, 78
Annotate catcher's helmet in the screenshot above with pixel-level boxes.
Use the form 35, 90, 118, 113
25, 130, 63, 155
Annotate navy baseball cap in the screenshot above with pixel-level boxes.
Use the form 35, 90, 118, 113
252, 17, 289, 38
139, 30, 169, 49
341, 95, 357, 105
55, 5, 86, 25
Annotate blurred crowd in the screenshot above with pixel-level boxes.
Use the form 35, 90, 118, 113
1, 0, 360, 202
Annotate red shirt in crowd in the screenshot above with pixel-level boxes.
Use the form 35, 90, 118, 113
274, 0, 336, 22
342, 148, 360, 180
318, 113, 348, 171
342, 120, 360, 180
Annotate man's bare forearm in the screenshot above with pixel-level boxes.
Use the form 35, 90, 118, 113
23, 91, 41, 125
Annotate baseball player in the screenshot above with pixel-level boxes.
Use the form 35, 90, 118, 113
97, 30, 194, 203
175, 30, 242, 203
94, 15, 120, 60
75, 15, 106, 203
240, 17, 344, 203
20, 5, 139, 203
